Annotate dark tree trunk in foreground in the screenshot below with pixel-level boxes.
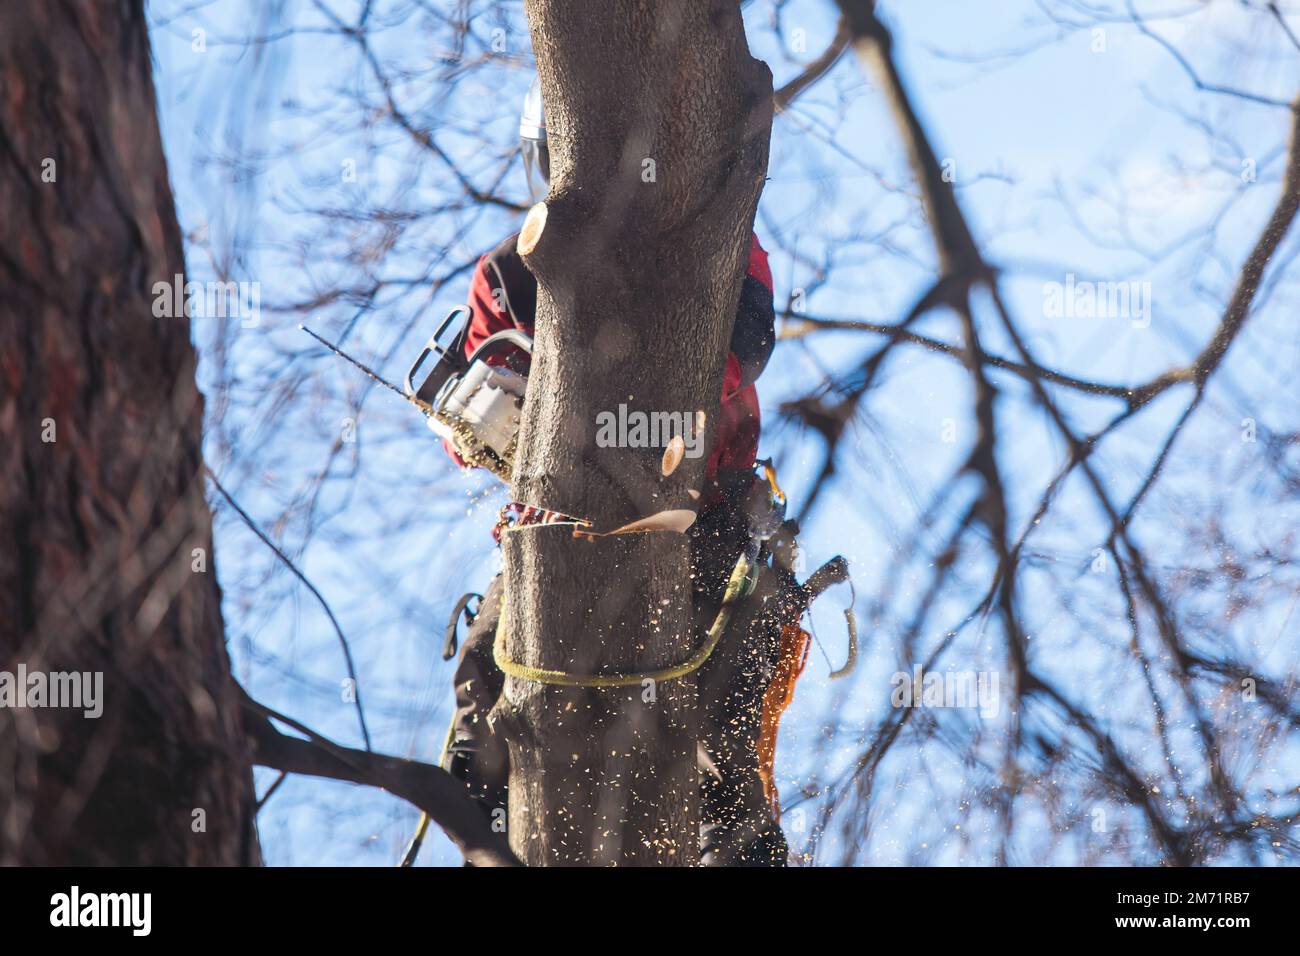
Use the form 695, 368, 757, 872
0, 0, 258, 864
498, 0, 772, 864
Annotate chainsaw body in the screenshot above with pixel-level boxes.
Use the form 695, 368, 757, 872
404, 306, 532, 477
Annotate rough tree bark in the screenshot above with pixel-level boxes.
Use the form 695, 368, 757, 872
497, 0, 773, 864
0, 0, 259, 864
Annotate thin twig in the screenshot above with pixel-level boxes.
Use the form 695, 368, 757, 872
206, 466, 373, 751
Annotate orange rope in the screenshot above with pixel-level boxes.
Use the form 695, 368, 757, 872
756, 622, 811, 820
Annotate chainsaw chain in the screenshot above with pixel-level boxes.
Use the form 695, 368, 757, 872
436, 410, 514, 483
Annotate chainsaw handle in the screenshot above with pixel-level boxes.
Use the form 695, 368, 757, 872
403, 348, 432, 400
469, 328, 533, 363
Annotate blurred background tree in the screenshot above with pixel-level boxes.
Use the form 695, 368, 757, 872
137, 0, 1300, 865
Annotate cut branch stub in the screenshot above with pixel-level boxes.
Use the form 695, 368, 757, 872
517, 202, 548, 256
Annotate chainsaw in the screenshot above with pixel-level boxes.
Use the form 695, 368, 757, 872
403, 306, 532, 480
301, 305, 531, 482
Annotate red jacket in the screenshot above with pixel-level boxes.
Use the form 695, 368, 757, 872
449, 232, 776, 485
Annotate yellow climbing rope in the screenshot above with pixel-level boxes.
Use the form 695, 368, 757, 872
491, 458, 786, 687
398, 715, 457, 867
492, 547, 755, 688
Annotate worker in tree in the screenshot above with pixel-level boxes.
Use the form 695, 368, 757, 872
433, 78, 799, 866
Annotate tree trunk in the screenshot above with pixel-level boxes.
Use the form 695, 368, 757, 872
0, 0, 258, 864
498, 0, 772, 865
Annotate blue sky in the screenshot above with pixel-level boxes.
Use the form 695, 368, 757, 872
149, 0, 1300, 865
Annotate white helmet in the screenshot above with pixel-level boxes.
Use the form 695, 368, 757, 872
520, 77, 549, 202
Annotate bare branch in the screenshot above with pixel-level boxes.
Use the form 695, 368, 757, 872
240, 689, 519, 867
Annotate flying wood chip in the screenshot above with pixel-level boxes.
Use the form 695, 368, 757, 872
661, 435, 685, 476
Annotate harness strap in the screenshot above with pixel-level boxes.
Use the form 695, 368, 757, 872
442, 591, 482, 661
493, 500, 590, 542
